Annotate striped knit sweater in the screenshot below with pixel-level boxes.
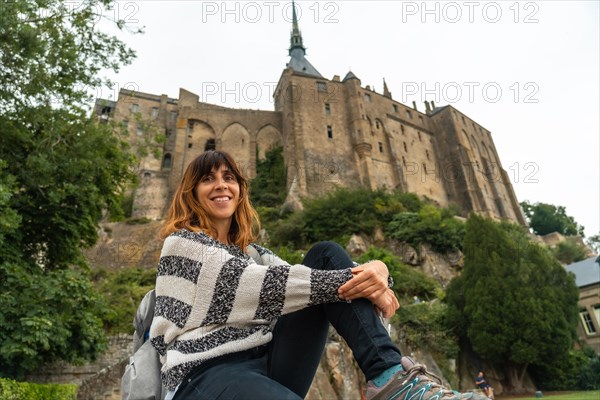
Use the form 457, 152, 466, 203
149, 229, 353, 390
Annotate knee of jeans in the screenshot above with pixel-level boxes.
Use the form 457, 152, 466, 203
305, 241, 341, 261
312, 241, 344, 254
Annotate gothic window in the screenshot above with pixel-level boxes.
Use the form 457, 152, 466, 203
403, 142, 408, 152
325, 103, 331, 116
400, 125, 405, 135
151, 107, 159, 118
378, 142, 383, 153
418, 131, 422, 141
131, 103, 140, 113
162, 153, 172, 169
317, 82, 327, 92
461, 115, 466, 124
327, 125, 333, 139
205, 139, 216, 151
406, 110, 412, 119
376, 120, 380, 129
364, 93, 371, 103
393, 104, 398, 113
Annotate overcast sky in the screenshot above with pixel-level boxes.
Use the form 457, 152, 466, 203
98, 0, 599, 238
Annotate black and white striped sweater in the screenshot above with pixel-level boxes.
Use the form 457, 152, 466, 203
149, 229, 353, 390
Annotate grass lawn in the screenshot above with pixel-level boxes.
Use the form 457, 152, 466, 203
498, 391, 600, 400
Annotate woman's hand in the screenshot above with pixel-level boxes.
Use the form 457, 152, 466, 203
373, 289, 400, 318
338, 260, 390, 303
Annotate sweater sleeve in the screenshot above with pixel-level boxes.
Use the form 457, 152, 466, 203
150, 232, 352, 354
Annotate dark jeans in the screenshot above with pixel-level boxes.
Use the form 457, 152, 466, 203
173, 241, 402, 400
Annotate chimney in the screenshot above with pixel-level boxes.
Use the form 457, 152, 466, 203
431, 100, 436, 109
424, 101, 431, 113
412, 101, 417, 110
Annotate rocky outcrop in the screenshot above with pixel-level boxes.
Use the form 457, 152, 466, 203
307, 330, 365, 400
347, 233, 463, 288
84, 221, 163, 270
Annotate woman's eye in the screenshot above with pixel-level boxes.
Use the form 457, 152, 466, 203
225, 175, 235, 181
202, 175, 214, 182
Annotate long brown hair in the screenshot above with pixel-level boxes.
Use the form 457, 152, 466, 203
161, 150, 260, 250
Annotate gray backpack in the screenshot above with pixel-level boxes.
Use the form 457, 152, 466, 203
121, 289, 166, 400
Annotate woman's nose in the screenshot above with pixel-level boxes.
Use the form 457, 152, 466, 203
215, 178, 228, 189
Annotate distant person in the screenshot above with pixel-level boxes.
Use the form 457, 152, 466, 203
475, 371, 494, 399
150, 150, 490, 399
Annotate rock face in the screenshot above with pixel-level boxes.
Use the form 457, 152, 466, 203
307, 330, 365, 400
84, 221, 164, 270
349, 233, 464, 288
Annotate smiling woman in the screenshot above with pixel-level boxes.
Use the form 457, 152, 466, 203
150, 150, 489, 400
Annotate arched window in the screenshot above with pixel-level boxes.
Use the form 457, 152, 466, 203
162, 153, 172, 169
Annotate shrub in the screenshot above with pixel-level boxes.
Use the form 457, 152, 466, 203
0, 378, 77, 400
271, 246, 305, 265
395, 302, 459, 359
90, 267, 156, 334
250, 147, 286, 208
552, 237, 588, 264
387, 205, 465, 253
530, 346, 600, 391
302, 188, 382, 244
266, 211, 306, 248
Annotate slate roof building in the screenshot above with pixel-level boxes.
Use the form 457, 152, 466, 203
566, 256, 600, 354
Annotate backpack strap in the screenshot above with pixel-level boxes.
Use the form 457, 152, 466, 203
133, 289, 156, 353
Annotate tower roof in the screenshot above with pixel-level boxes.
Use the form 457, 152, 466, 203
342, 71, 359, 82
286, 0, 323, 78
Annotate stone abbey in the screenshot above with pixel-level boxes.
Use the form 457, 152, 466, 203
95, 7, 525, 226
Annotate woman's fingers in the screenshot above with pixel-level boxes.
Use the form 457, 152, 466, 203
339, 271, 386, 299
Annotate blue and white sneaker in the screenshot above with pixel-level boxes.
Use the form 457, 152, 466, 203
366, 357, 490, 400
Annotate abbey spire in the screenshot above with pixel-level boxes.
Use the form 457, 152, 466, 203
289, 0, 305, 55
286, 0, 323, 78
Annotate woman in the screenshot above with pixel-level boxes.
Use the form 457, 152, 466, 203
475, 371, 494, 399
150, 150, 488, 400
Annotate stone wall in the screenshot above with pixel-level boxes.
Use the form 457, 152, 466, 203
26, 335, 132, 400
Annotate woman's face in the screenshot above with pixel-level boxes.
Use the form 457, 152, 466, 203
195, 164, 240, 225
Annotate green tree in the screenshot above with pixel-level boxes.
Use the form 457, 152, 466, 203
446, 214, 579, 393
521, 201, 584, 236
0, 0, 137, 377
586, 234, 600, 254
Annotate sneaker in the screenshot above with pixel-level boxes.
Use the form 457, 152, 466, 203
366, 357, 491, 400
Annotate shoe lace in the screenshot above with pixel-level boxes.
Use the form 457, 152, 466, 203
403, 363, 456, 398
